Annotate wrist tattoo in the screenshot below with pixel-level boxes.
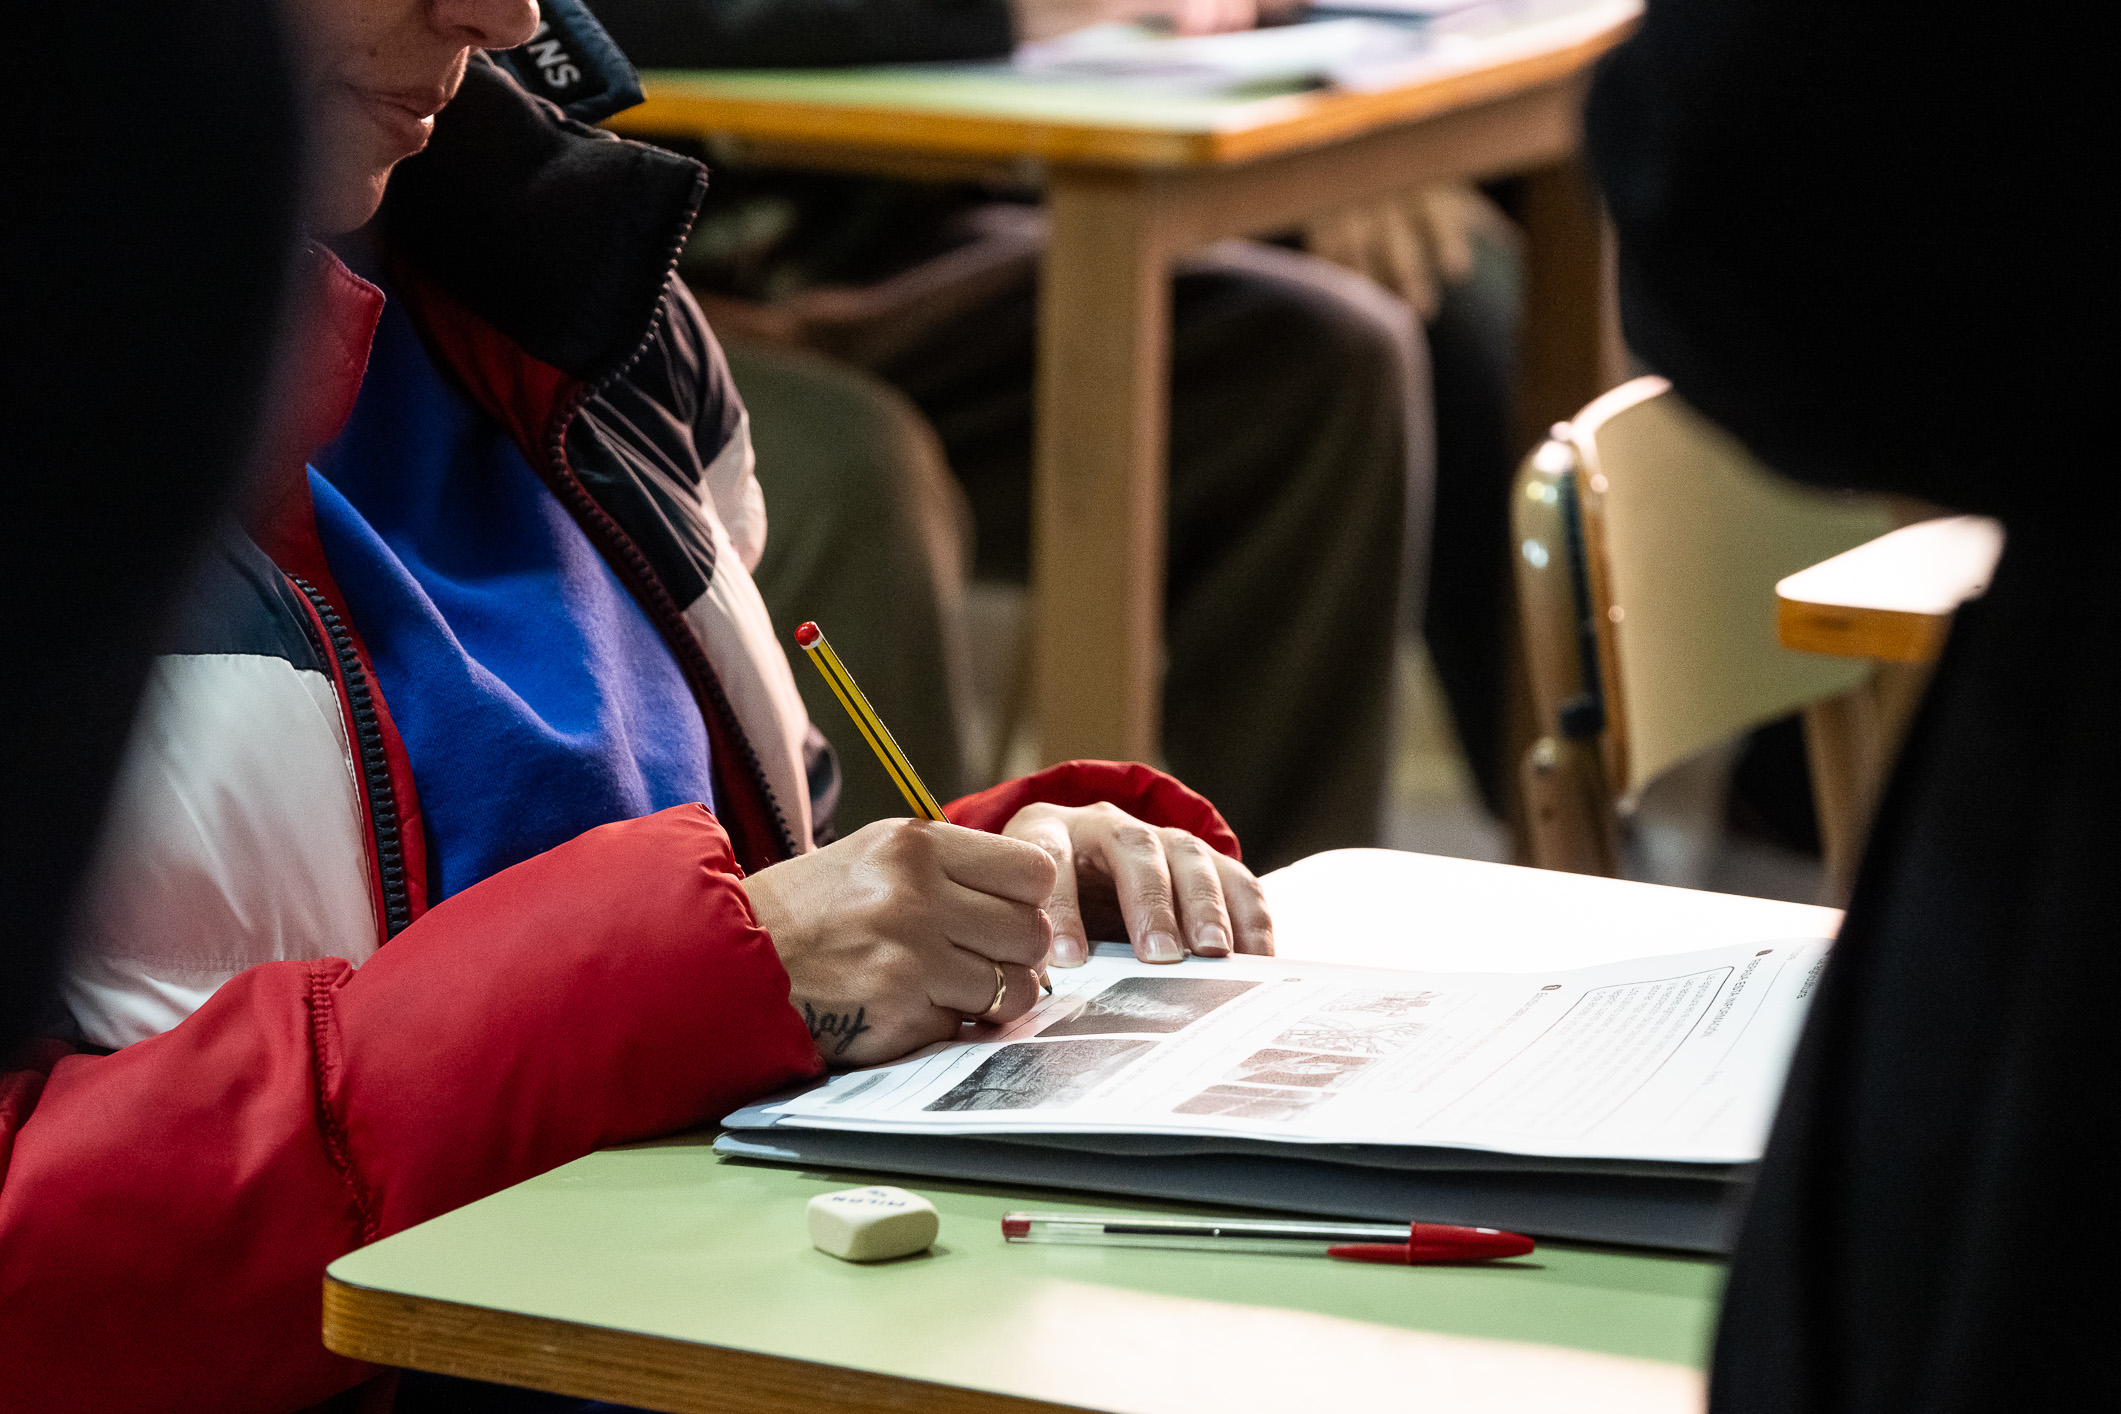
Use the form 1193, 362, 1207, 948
801, 1001, 872, 1058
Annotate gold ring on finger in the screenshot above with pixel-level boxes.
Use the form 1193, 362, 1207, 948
978, 961, 1010, 1021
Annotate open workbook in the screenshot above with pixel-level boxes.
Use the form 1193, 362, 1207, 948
722, 850, 1837, 1252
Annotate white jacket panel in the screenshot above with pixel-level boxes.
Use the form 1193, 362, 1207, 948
66, 653, 377, 1048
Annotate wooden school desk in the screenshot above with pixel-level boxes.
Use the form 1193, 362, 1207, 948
324, 1140, 1710, 1414
324, 850, 1837, 1413
605, 5, 1639, 765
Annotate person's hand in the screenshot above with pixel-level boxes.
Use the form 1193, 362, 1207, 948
743, 820, 1057, 1068
1002, 803, 1274, 968
1012, 0, 1261, 44
1303, 182, 1516, 321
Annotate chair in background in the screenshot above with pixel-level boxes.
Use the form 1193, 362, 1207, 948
1512, 376, 1899, 899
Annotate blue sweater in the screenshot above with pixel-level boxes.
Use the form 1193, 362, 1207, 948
312, 292, 715, 902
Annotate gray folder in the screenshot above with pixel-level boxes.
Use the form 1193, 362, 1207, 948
717, 1109, 1745, 1253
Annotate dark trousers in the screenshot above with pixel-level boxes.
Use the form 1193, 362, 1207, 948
740, 238, 1434, 870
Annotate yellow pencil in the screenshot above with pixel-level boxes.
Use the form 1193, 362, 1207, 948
793, 621, 947, 822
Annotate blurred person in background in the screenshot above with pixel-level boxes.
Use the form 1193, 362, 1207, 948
1588, 0, 2111, 1406
589, 0, 1531, 869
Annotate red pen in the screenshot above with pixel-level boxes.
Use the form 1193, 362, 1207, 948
1000, 1211, 1533, 1264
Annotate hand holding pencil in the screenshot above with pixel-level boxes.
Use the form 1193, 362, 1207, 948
745, 620, 1275, 1065
789, 620, 1273, 972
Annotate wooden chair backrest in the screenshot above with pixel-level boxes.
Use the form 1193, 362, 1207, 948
1512, 378, 1894, 869
1571, 378, 1894, 796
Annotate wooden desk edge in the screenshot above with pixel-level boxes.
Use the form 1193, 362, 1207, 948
1776, 595, 1947, 664
608, 19, 1633, 170
322, 1274, 1086, 1414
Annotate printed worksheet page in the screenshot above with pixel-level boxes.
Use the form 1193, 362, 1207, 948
761, 937, 1830, 1165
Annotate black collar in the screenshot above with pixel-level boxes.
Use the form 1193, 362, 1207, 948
380, 54, 706, 384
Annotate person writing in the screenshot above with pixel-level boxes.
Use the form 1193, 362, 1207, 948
0, 1, 1268, 1409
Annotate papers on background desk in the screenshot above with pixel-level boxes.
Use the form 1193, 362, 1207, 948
746, 936, 1827, 1168
1013, 0, 1638, 96
1015, 18, 1421, 93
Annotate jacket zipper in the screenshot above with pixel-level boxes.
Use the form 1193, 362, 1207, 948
534, 167, 800, 866
289, 574, 413, 938
534, 339, 800, 867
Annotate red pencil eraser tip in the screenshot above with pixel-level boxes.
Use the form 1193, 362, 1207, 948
794, 622, 820, 648
1001, 1216, 1031, 1239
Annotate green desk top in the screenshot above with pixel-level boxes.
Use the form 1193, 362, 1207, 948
329, 1133, 1718, 1412
634, 65, 1307, 132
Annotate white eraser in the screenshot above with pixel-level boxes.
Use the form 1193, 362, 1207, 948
806, 1186, 940, 1262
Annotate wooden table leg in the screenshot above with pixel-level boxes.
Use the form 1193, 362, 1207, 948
1513, 159, 1624, 456
1032, 170, 1172, 764
1506, 158, 1622, 858
1804, 660, 1936, 904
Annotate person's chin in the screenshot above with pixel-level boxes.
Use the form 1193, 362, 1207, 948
305, 166, 394, 238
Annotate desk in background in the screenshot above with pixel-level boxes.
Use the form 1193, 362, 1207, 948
1777, 515, 2004, 895
607, 4, 1638, 766
1776, 515, 2004, 665
324, 850, 1837, 1413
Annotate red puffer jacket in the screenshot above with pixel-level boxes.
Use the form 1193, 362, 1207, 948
0, 58, 1240, 1414
0, 768, 1232, 1414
